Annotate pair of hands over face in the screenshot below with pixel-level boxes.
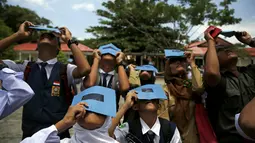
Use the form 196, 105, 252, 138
16, 21, 72, 44
93, 49, 125, 65
204, 27, 253, 45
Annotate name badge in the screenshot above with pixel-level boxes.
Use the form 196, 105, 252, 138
51, 81, 60, 97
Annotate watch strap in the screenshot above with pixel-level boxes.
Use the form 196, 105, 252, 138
68, 39, 79, 48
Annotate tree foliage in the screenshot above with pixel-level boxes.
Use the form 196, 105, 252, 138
57, 51, 68, 64
0, 4, 51, 32
0, 0, 52, 59
87, 0, 241, 52
0, 19, 16, 59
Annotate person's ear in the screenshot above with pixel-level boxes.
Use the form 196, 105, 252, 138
132, 104, 139, 111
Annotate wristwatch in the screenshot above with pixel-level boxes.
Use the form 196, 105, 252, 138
249, 38, 255, 47
68, 39, 79, 48
117, 61, 127, 67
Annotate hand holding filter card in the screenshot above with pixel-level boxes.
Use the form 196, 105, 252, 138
71, 86, 116, 117
135, 65, 158, 73
99, 43, 121, 56
205, 26, 222, 38
29, 25, 61, 33
164, 49, 185, 58
132, 84, 167, 100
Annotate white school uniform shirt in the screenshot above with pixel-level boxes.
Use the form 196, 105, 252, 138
3, 58, 77, 86
20, 117, 119, 143
114, 117, 182, 143
0, 68, 34, 119
235, 113, 255, 141
98, 68, 116, 86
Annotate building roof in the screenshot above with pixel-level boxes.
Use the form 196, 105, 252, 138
190, 47, 255, 56
189, 37, 233, 48
188, 37, 255, 57
243, 48, 255, 56
13, 42, 93, 52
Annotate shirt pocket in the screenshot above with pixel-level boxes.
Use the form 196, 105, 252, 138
223, 88, 241, 111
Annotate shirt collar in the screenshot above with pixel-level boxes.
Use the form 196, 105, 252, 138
99, 68, 115, 75
140, 117, 160, 137
36, 58, 58, 65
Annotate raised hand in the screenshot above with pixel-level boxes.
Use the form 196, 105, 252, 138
235, 31, 252, 45
17, 21, 34, 38
128, 64, 136, 71
184, 51, 195, 64
124, 90, 138, 109
93, 49, 101, 60
56, 27, 72, 44
62, 102, 88, 127
204, 26, 215, 41
116, 52, 125, 65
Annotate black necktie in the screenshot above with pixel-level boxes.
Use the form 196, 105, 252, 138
146, 131, 155, 143
102, 73, 108, 87
40, 62, 48, 85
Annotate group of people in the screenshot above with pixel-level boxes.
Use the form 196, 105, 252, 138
0, 21, 255, 143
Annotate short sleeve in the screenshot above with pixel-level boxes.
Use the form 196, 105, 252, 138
170, 128, 182, 143
235, 113, 255, 141
114, 122, 129, 143
66, 64, 77, 86
2, 60, 28, 72
204, 75, 226, 99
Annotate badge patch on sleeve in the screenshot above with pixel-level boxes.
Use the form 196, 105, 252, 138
119, 123, 126, 129
51, 81, 60, 96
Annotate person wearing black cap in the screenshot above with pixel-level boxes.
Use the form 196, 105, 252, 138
204, 29, 255, 143
0, 21, 91, 139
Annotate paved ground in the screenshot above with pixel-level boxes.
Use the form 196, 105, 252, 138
0, 77, 165, 143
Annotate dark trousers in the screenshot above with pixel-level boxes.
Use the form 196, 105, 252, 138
22, 129, 70, 140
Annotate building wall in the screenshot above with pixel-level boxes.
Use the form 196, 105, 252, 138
237, 57, 255, 66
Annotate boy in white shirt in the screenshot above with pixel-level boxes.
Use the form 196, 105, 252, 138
109, 84, 182, 143
21, 86, 119, 143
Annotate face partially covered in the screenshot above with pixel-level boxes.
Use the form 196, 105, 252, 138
217, 48, 238, 67
133, 99, 159, 113
77, 112, 107, 130
37, 33, 60, 54
100, 54, 116, 73
165, 57, 187, 77
139, 71, 153, 80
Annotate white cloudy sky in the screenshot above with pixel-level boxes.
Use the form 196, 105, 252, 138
7, 0, 255, 44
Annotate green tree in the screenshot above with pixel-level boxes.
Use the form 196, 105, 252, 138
0, 5, 51, 32
80, 38, 98, 49
234, 43, 246, 48
57, 51, 68, 64
87, 0, 241, 52
0, 19, 16, 59
0, 1, 53, 59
